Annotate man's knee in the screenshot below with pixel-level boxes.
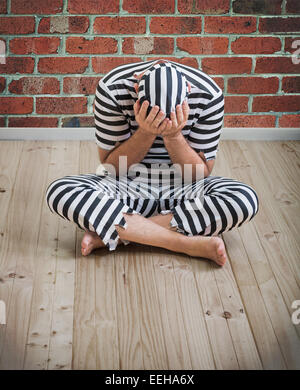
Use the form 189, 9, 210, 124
233, 183, 259, 224
45, 176, 74, 211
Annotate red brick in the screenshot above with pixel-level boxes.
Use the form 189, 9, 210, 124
233, 0, 282, 14
10, 37, 60, 55
123, 0, 175, 13
11, 0, 63, 14
253, 96, 300, 112
38, 57, 89, 74
279, 115, 300, 127
92, 57, 142, 74
202, 57, 252, 75
0, 97, 33, 114
231, 37, 281, 54
0, 76, 5, 93
284, 37, 300, 54
63, 77, 100, 94
94, 17, 146, 34
68, 0, 119, 14
225, 96, 248, 113
150, 17, 202, 34
228, 77, 279, 94
286, 0, 300, 13
122, 37, 173, 55
145, 56, 199, 69
0, 17, 35, 34
36, 97, 87, 115
62, 116, 95, 127
224, 115, 276, 127
177, 37, 228, 54
255, 57, 300, 74
38, 16, 89, 34
0, 57, 34, 74
205, 16, 256, 34
178, 0, 229, 14
0, 117, 5, 126
0, 0, 7, 13
9, 77, 60, 95
282, 77, 300, 93
212, 77, 224, 90
8, 117, 59, 127
66, 37, 117, 54
259, 17, 300, 33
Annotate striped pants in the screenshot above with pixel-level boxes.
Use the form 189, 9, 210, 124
45, 173, 259, 251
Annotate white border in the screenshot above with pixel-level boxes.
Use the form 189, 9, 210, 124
0, 127, 299, 140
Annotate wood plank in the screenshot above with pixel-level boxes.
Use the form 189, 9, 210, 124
191, 257, 239, 369
238, 141, 300, 330
218, 141, 290, 369
201, 141, 263, 369
72, 141, 97, 369
171, 255, 216, 369
114, 244, 144, 369
23, 141, 79, 370
234, 141, 300, 301
151, 247, 193, 369
261, 141, 300, 252
0, 141, 52, 369
80, 141, 120, 370
0, 141, 23, 360
226, 141, 300, 369
132, 244, 169, 369
221, 228, 286, 369
242, 141, 300, 285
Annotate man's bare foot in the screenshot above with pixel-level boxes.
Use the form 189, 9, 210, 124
185, 236, 228, 266
81, 231, 106, 256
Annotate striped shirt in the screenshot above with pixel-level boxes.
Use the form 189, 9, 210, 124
94, 59, 224, 165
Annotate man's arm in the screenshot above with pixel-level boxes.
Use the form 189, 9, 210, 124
163, 133, 214, 180
100, 100, 168, 175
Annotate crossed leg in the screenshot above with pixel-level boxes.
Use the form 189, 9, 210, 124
81, 212, 227, 266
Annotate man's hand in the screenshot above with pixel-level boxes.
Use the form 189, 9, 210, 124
133, 99, 170, 136
161, 100, 189, 140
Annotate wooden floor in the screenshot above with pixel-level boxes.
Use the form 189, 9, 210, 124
0, 140, 299, 370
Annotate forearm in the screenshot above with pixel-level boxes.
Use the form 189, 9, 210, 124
103, 127, 156, 174
163, 133, 209, 179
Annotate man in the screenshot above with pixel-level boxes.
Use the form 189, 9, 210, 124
46, 59, 259, 266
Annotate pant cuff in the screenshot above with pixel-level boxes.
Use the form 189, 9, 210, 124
101, 209, 141, 252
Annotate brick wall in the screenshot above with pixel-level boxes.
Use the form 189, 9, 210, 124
0, 0, 299, 128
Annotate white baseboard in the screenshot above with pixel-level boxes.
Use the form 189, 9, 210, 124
0, 127, 299, 141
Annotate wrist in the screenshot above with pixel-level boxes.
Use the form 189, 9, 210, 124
138, 126, 157, 140
162, 132, 183, 142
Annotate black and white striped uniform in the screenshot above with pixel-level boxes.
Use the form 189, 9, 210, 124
46, 60, 259, 251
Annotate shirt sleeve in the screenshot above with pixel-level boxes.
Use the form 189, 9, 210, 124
187, 92, 224, 161
94, 79, 131, 151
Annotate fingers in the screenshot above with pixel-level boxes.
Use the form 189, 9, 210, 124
153, 110, 166, 128
170, 110, 178, 128
176, 104, 183, 124
159, 117, 172, 133
133, 99, 140, 116
138, 100, 149, 121
146, 105, 160, 124
182, 99, 189, 121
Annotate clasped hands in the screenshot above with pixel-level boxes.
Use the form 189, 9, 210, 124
133, 99, 189, 139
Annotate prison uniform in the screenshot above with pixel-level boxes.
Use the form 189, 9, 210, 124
45, 60, 259, 251
46, 173, 259, 250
